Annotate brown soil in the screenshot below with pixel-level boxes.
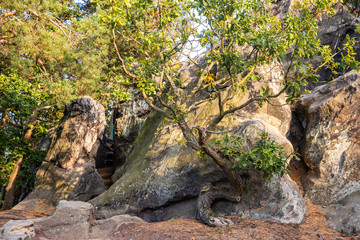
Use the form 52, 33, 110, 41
111, 205, 356, 240
1, 160, 359, 240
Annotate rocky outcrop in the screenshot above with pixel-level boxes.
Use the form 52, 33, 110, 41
34, 200, 95, 239
89, 55, 305, 224
316, 3, 360, 85
297, 71, 360, 205
0, 200, 143, 240
324, 191, 360, 234
0, 219, 35, 240
113, 91, 150, 167
13, 96, 106, 212
271, 0, 360, 88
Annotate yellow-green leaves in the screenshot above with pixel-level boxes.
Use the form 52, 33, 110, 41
218, 132, 293, 180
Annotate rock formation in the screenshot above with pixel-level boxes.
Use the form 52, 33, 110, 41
112, 91, 150, 167
6, 0, 359, 235
294, 71, 360, 233
89, 56, 306, 224
279, 0, 360, 234
317, 3, 360, 84
13, 96, 106, 212
298, 71, 360, 205
324, 191, 360, 234
0, 200, 143, 240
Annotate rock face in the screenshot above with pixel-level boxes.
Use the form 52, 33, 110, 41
297, 71, 360, 205
89, 55, 305, 224
0, 200, 143, 240
324, 191, 360, 234
13, 96, 106, 212
317, 3, 360, 84
113, 91, 149, 167
0, 220, 35, 240
271, 0, 360, 88
34, 200, 94, 239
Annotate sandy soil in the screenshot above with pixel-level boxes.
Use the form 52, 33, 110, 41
109, 201, 358, 240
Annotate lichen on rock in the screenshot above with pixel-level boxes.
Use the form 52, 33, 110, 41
13, 96, 106, 212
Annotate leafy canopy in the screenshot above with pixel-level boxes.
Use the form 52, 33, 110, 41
95, 0, 359, 179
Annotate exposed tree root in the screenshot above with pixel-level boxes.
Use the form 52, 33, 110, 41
197, 183, 241, 227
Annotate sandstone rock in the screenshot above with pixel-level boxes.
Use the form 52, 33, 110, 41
324, 191, 360, 234
33, 200, 94, 239
90, 55, 305, 224
298, 71, 360, 205
316, 3, 360, 85
89, 214, 143, 239
14, 96, 106, 212
212, 120, 305, 224
0, 220, 35, 240
1, 201, 144, 240
270, 0, 360, 88
113, 91, 149, 167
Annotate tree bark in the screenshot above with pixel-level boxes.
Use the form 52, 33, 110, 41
191, 126, 244, 227
198, 183, 241, 227
2, 105, 54, 210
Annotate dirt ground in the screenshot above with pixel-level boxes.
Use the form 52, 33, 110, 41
109, 201, 359, 240
1, 159, 359, 240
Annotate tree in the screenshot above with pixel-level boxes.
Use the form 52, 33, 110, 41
97, 0, 359, 227
342, 0, 360, 16
0, 0, 120, 209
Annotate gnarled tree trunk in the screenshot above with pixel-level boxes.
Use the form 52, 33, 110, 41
181, 124, 243, 227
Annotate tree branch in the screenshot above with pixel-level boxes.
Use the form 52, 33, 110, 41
141, 90, 172, 119
206, 85, 289, 134
0, 12, 16, 24
112, 29, 138, 79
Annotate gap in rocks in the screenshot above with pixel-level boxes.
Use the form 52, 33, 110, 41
96, 137, 116, 190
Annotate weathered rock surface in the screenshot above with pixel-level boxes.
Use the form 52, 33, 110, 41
89, 214, 143, 239
34, 200, 94, 239
13, 96, 106, 212
0, 200, 143, 240
324, 191, 360, 234
113, 91, 149, 167
271, 0, 360, 88
317, 3, 360, 84
0, 220, 35, 240
297, 71, 360, 205
89, 53, 305, 224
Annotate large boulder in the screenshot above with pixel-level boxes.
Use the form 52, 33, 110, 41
13, 96, 106, 212
34, 200, 94, 239
89, 55, 305, 224
297, 71, 360, 205
0, 200, 143, 240
0, 220, 35, 240
324, 191, 360, 234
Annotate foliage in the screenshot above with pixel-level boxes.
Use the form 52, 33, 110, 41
216, 132, 297, 180
0, 0, 118, 206
97, 0, 359, 184
1, 0, 359, 208
17, 150, 48, 195
342, 0, 360, 16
